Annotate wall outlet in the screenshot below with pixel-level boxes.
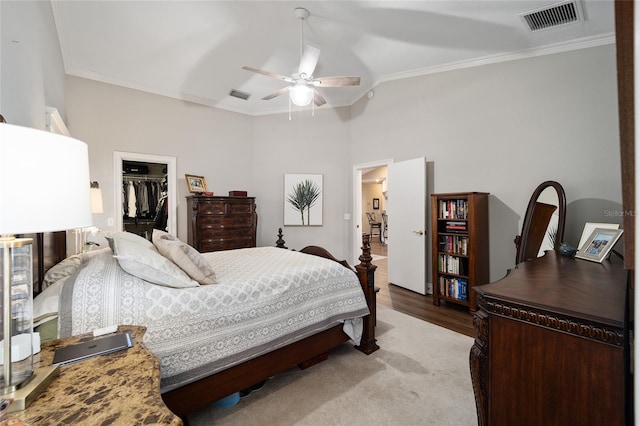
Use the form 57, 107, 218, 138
107, 217, 114, 227
344, 213, 351, 220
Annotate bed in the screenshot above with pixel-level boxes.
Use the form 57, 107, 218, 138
30, 229, 378, 418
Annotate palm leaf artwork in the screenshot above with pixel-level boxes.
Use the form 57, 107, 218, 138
287, 179, 322, 225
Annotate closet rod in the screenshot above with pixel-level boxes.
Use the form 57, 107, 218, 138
123, 174, 165, 181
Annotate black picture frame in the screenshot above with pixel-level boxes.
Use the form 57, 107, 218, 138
373, 198, 380, 210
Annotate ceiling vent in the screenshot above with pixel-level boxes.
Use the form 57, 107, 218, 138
520, 1, 585, 32
229, 89, 251, 100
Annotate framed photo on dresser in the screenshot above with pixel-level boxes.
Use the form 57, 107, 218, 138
185, 174, 208, 193
576, 228, 624, 263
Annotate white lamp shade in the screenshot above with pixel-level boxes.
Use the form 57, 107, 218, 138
90, 187, 104, 214
290, 82, 314, 106
0, 124, 92, 234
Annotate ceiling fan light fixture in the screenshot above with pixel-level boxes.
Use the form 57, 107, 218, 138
290, 82, 313, 106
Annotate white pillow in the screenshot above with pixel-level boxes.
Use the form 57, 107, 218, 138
154, 236, 217, 285
111, 233, 199, 289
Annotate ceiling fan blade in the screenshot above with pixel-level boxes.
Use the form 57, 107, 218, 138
262, 87, 290, 101
298, 45, 320, 78
313, 88, 326, 107
242, 66, 294, 83
311, 76, 361, 87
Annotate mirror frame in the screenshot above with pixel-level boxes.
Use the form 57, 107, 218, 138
515, 180, 566, 264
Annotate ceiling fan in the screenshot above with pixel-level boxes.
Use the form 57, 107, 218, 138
242, 7, 360, 107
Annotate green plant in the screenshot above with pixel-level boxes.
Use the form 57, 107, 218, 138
287, 179, 321, 225
547, 222, 558, 247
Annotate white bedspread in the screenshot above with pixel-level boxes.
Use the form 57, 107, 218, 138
58, 247, 369, 391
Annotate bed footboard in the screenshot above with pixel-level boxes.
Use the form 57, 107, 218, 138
162, 232, 379, 417
300, 233, 378, 354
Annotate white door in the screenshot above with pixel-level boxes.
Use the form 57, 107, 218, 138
387, 157, 427, 294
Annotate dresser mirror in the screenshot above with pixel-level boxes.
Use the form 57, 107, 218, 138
515, 180, 566, 264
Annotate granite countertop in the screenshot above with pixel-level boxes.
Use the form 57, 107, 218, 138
9, 325, 182, 425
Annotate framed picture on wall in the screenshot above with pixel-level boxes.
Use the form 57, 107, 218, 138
185, 174, 208, 193
373, 198, 380, 210
284, 174, 323, 226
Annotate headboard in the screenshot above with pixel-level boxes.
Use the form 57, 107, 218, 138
18, 231, 67, 295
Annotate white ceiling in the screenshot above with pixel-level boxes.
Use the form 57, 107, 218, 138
50, 0, 615, 116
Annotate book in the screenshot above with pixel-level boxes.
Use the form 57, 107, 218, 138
52, 332, 133, 366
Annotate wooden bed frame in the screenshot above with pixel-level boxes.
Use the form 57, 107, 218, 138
31, 229, 378, 419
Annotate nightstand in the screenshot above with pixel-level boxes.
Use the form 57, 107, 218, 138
7, 325, 181, 425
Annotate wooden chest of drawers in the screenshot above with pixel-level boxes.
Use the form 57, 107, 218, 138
470, 252, 629, 425
187, 196, 257, 252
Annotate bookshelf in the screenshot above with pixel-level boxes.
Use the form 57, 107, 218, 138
431, 192, 489, 313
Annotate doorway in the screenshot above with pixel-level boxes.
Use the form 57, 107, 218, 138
354, 157, 431, 295
362, 166, 388, 258
353, 159, 393, 265
114, 151, 177, 237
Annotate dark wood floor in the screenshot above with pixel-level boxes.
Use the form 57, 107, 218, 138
370, 240, 475, 338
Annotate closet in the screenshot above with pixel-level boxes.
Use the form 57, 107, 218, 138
122, 160, 168, 239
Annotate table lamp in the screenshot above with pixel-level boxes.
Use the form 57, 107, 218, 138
0, 122, 92, 411
73, 182, 103, 254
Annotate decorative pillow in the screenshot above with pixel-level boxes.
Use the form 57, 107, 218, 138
42, 255, 82, 289
42, 248, 111, 289
106, 231, 154, 251
111, 234, 199, 289
154, 237, 217, 285
152, 229, 177, 245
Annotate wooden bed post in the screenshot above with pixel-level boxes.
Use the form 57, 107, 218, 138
275, 227, 288, 249
355, 233, 379, 354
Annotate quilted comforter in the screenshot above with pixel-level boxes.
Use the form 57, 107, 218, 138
58, 247, 369, 391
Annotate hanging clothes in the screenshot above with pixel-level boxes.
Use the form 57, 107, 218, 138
123, 177, 167, 221
127, 181, 137, 218
154, 196, 168, 231
123, 182, 128, 217
137, 180, 149, 215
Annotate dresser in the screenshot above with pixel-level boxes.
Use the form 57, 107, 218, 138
187, 195, 257, 252
470, 252, 629, 425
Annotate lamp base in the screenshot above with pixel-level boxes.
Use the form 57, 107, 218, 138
6, 365, 59, 412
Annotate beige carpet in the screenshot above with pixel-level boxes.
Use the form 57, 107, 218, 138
188, 307, 477, 425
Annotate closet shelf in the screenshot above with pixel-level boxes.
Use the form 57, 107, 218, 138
123, 174, 165, 181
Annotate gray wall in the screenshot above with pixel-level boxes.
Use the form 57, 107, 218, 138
0, 0, 66, 127
65, 77, 254, 244
250, 108, 352, 256
2, 2, 623, 282
349, 45, 621, 280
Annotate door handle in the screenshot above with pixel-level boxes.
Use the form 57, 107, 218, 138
413, 230, 424, 236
